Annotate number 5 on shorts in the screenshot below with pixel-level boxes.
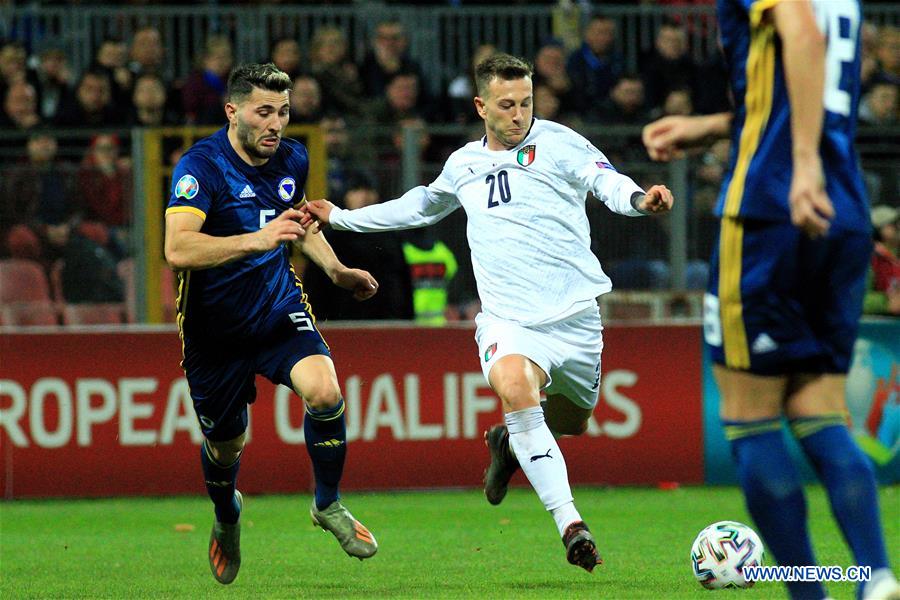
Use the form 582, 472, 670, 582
289, 311, 314, 332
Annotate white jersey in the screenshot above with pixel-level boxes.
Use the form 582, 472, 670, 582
330, 118, 646, 326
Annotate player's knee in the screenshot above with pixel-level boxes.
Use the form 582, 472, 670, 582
207, 435, 245, 464
302, 382, 342, 411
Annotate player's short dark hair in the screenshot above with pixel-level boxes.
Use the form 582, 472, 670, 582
474, 53, 533, 97
227, 63, 292, 104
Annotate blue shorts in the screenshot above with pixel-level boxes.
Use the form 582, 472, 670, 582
704, 218, 870, 376
182, 300, 330, 441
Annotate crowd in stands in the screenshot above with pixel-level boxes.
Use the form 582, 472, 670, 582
0, 11, 897, 323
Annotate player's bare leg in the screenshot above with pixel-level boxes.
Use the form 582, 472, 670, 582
204, 434, 246, 585
292, 356, 377, 560
486, 355, 599, 572
785, 374, 898, 600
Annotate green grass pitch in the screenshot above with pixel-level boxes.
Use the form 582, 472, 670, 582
1, 486, 897, 599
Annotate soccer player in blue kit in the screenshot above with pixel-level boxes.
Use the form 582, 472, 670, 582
643, 1, 898, 599
165, 63, 379, 585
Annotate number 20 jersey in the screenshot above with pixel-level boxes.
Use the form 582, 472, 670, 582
716, 0, 869, 233
166, 127, 310, 340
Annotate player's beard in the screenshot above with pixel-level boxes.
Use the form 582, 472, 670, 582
236, 117, 279, 160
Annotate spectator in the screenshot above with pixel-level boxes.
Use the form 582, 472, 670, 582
446, 43, 497, 125
321, 114, 377, 205
532, 40, 573, 112
566, 15, 623, 116
864, 205, 900, 316
90, 37, 133, 106
660, 86, 693, 117
533, 83, 561, 121
860, 82, 898, 125
861, 22, 881, 93
873, 26, 899, 85
76, 134, 132, 254
1, 80, 41, 130
596, 73, 649, 125
128, 26, 166, 80
44, 218, 124, 304
308, 25, 365, 116
359, 19, 428, 104
369, 72, 423, 125
55, 69, 125, 127
641, 21, 698, 111
269, 38, 302, 80
0, 41, 36, 94
32, 44, 72, 122
129, 73, 179, 126
289, 75, 323, 124
181, 35, 233, 125
1, 132, 75, 259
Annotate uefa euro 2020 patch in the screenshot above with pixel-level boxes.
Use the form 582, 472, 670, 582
175, 174, 199, 200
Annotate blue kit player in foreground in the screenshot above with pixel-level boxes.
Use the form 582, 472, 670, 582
644, 1, 898, 599
165, 63, 380, 585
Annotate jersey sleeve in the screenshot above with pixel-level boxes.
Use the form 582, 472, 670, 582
330, 165, 460, 232
166, 153, 218, 222
553, 130, 645, 216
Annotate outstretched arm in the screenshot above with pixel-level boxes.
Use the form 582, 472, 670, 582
293, 228, 378, 301
300, 186, 459, 232
642, 113, 733, 162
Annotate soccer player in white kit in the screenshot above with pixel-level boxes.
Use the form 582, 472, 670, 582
301, 54, 674, 571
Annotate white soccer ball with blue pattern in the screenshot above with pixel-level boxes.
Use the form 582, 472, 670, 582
691, 520, 765, 589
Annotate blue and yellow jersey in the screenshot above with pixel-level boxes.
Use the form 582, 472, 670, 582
166, 127, 309, 339
716, 0, 869, 232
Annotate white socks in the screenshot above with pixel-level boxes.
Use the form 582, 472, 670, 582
505, 406, 581, 536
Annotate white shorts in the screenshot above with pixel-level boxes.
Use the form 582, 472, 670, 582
475, 306, 604, 409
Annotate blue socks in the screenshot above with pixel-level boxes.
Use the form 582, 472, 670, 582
791, 416, 889, 575
724, 418, 825, 600
201, 439, 241, 524
304, 398, 347, 511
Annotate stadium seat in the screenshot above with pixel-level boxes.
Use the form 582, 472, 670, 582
61, 303, 125, 325
0, 259, 52, 304
0, 301, 59, 326
117, 258, 136, 323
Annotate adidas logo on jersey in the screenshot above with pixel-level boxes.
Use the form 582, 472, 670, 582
751, 333, 778, 354
239, 185, 256, 198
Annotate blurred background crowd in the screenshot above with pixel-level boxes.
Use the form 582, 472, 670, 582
0, 0, 897, 325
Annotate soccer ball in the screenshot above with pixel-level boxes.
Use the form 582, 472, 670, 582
690, 521, 765, 589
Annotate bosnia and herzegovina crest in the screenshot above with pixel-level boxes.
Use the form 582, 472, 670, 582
517, 144, 536, 167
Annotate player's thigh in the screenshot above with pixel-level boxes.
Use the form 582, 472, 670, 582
714, 365, 787, 421
543, 394, 594, 436
784, 373, 848, 418
183, 338, 255, 441
289, 354, 342, 410
488, 354, 547, 412
542, 307, 603, 417
255, 300, 336, 408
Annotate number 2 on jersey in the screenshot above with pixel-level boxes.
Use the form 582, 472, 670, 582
486, 170, 512, 208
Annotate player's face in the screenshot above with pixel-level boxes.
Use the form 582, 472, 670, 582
229, 87, 290, 164
475, 76, 533, 150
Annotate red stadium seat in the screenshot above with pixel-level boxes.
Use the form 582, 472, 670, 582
0, 259, 52, 304
1, 301, 59, 326
160, 266, 177, 323
61, 303, 125, 325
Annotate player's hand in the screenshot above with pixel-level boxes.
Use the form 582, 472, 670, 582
253, 208, 306, 250
642, 115, 716, 162
637, 185, 674, 213
332, 267, 379, 301
299, 199, 335, 229
789, 155, 834, 238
